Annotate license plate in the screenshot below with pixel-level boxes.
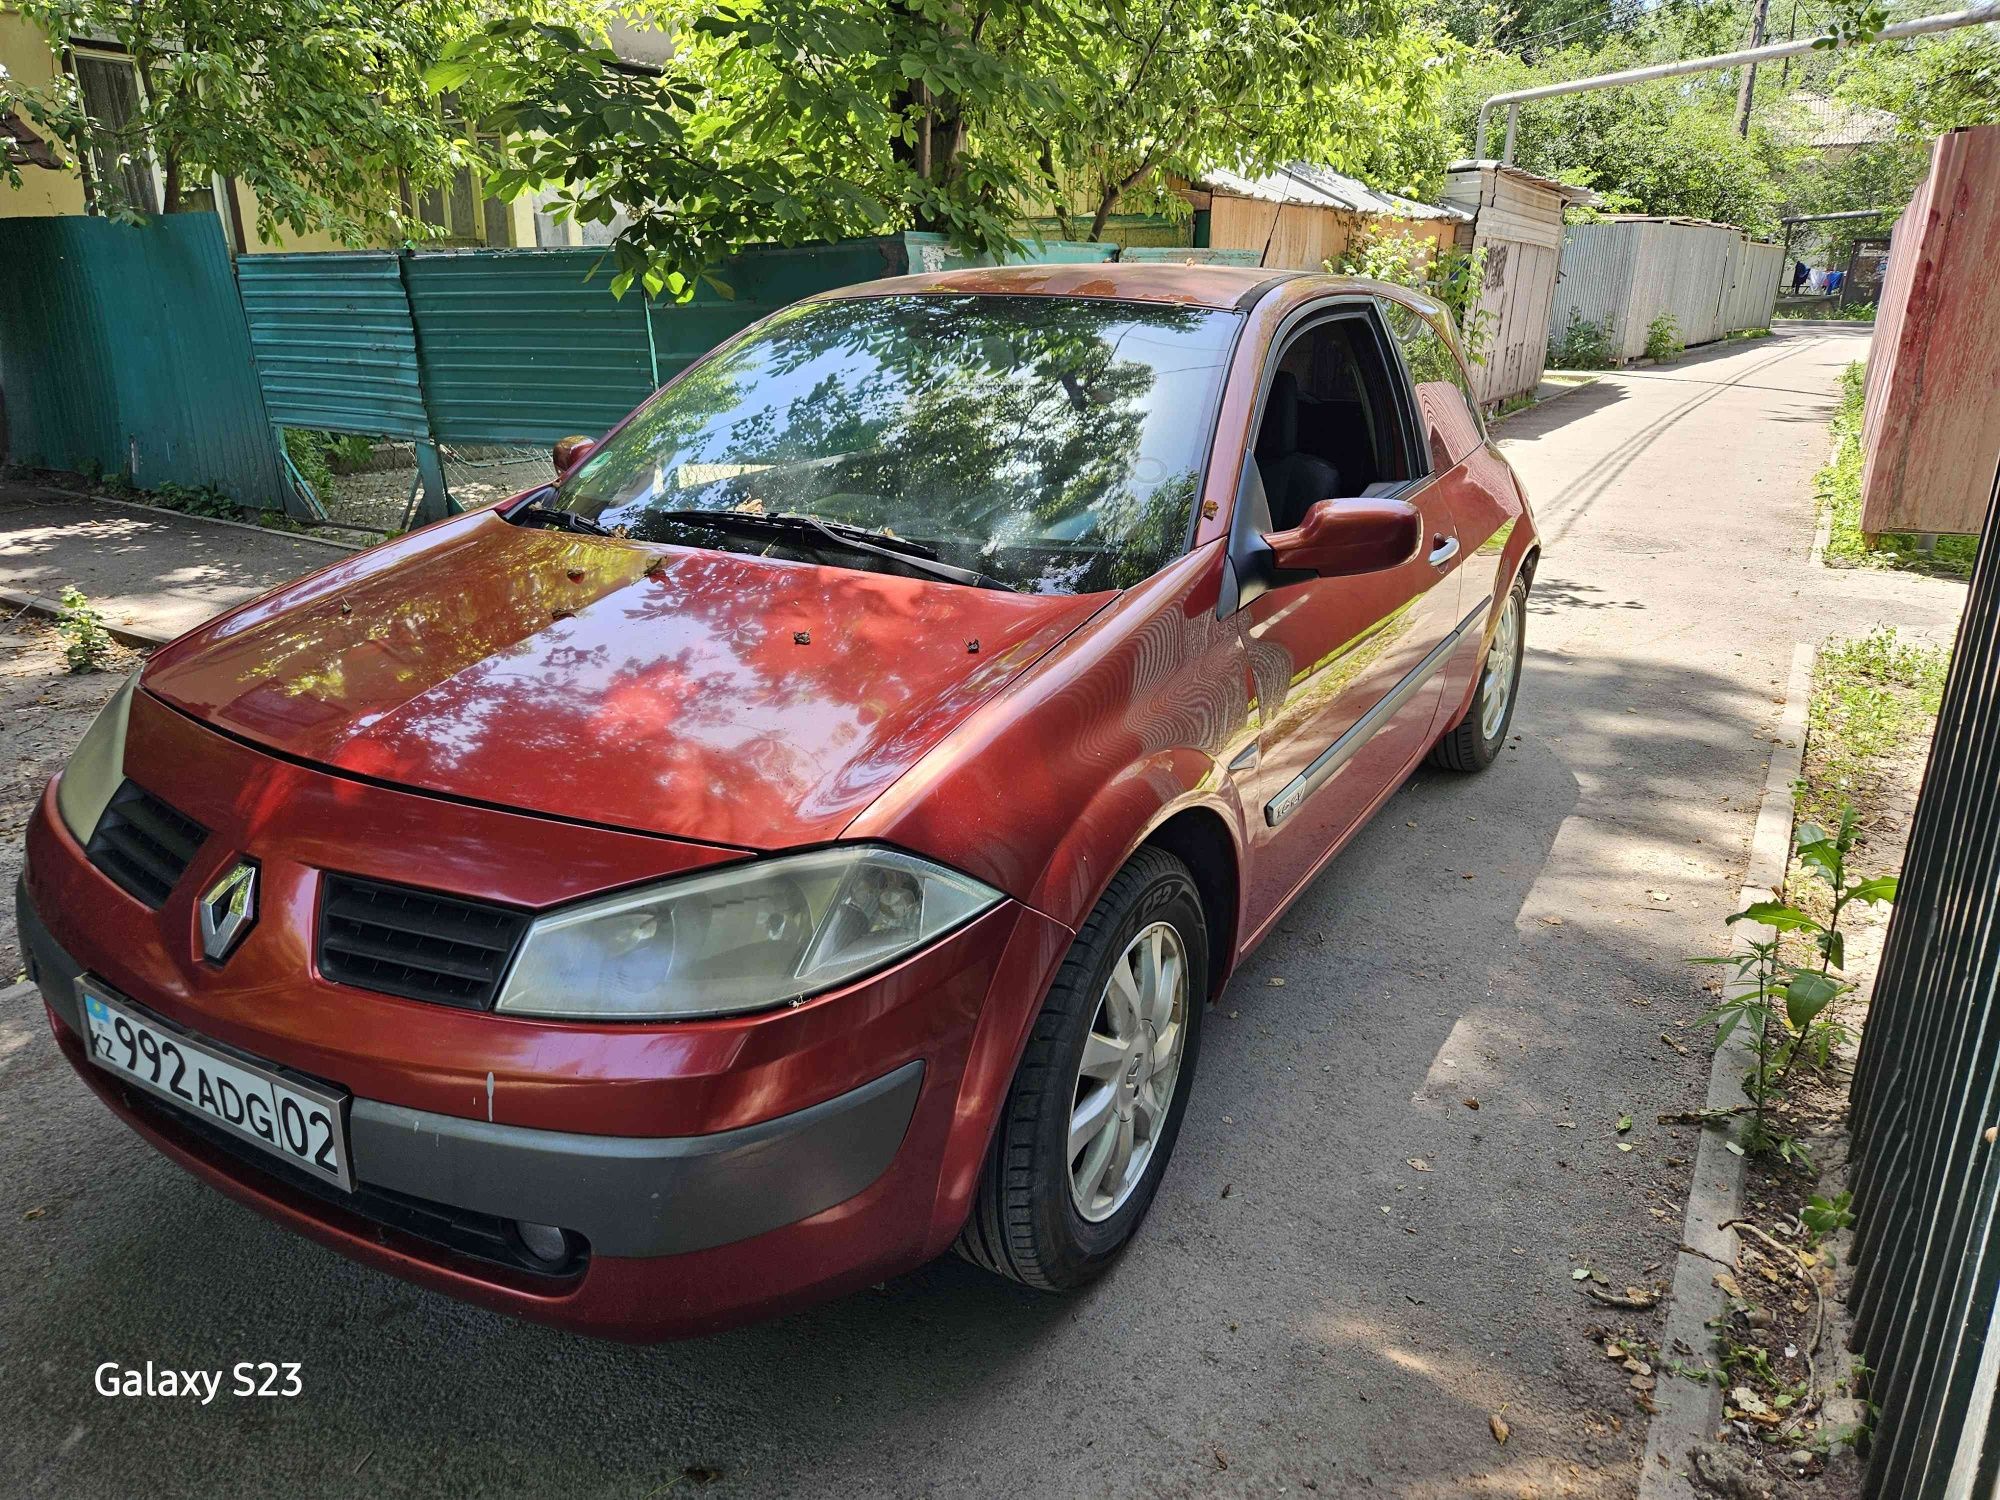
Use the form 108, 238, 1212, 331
81, 984, 353, 1192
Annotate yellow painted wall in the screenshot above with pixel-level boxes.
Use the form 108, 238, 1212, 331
4, 12, 531, 252
1, 12, 87, 217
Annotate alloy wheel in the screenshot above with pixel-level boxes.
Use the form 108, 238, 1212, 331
1480, 591, 1525, 743
1068, 921, 1189, 1223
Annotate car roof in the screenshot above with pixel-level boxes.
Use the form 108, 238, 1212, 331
813, 261, 1311, 312
812, 262, 1450, 323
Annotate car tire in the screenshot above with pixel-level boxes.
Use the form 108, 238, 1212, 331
956, 846, 1207, 1290
1430, 575, 1528, 773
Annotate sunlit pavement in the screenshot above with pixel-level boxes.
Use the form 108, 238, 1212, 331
0, 324, 1969, 1498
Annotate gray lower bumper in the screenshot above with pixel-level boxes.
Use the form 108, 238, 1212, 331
18, 877, 925, 1259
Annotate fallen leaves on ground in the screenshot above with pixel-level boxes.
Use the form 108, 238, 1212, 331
1489, 1414, 1511, 1445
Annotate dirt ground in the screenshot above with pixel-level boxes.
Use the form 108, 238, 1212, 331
1686, 640, 1942, 1499
0, 614, 141, 982
317, 444, 552, 533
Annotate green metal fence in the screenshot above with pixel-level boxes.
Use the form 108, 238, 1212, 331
1847, 461, 2000, 1498
0, 213, 286, 504
4, 224, 1137, 527
233, 230, 1119, 526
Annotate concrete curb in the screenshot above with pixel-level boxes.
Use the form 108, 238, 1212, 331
1, 588, 173, 649
2, 980, 36, 1006
1638, 639, 1815, 1499
29, 484, 367, 553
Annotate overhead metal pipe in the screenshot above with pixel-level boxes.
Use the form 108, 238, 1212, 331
1474, 1, 2000, 161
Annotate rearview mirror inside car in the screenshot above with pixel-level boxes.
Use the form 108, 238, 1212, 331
1263, 497, 1422, 578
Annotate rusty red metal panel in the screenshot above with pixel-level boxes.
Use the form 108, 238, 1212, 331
1860, 125, 2000, 537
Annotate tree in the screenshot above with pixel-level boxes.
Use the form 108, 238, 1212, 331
440, 0, 1462, 298
1029, 0, 1459, 241
3, 0, 558, 244
1445, 40, 1788, 230
1831, 22, 2000, 134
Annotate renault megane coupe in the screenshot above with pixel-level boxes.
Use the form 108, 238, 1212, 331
19, 263, 1537, 1338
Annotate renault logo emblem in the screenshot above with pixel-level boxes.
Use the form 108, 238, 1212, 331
199, 860, 258, 963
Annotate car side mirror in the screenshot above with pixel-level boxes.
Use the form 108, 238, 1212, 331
552, 435, 597, 476
1263, 497, 1422, 578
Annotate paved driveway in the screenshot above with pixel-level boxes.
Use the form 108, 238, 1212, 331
0, 326, 1966, 1498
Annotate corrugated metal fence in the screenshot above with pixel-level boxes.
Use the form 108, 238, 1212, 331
5, 222, 1111, 521
1548, 219, 1782, 363
233, 232, 1099, 520
0, 214, 286, 503
1847, 457, 2000, 1499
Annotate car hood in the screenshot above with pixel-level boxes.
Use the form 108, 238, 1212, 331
141, 512, 1108, 849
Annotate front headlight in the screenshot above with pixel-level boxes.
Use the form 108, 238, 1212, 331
493, 846, 1003, 1020
56, 670, 139, 844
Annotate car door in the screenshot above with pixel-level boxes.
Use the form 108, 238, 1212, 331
1227, 299, 1471, 940
1376, 291, 1526, 736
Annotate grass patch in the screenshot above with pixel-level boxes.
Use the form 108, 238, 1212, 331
1777, 301, 1879, 322
1800, 626, 1948, 833
1722, 326, 1773, 341
1817, 361, 1978, 577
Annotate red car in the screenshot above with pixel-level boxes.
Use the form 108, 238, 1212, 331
19, 264, 1536, 1338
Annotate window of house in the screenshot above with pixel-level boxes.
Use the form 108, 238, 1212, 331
1252, 312, 1417, 530
417, 93, 515, 246
71, 52, 159, 215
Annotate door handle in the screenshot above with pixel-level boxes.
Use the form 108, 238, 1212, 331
1428, 533, 1460, 568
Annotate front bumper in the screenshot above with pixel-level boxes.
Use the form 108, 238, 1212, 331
20, 711, 1072, 1336
23, 881, 923, 1260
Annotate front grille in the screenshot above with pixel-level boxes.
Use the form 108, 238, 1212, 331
318, 874, 528, 1009
86, 780, 209, 907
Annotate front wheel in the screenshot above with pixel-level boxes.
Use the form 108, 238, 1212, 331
1431, 577, 1527, 773
956, 847, 1207, 1290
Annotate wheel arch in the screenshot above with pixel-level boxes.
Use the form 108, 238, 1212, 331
1138, 805, 1241, 1003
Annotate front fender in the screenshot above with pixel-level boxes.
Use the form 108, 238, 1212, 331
844, 544, 1257, 1250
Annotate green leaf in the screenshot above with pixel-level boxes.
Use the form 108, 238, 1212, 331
1728, 901, 1821, 933
1847, 875, 1899, 905
1616, 1115, 1633, 1133
1785, 970, 1842, 1030
1795, 837, 1842, 884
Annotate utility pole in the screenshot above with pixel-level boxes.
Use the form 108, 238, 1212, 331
1736, 0, 1773, 136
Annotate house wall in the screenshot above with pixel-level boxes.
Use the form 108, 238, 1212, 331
1, 12, 87, 218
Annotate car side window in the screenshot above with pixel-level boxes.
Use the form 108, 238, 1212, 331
1380, 298, 1485, 469
1250, 310, 1420, 532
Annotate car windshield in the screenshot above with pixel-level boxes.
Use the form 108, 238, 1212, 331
552, 293, 1242, 594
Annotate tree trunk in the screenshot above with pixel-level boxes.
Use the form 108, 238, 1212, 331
161, 151, 181, 214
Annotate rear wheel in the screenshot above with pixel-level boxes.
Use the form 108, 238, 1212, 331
1431, 576, 1527, 772
957, 847, 1206, 1289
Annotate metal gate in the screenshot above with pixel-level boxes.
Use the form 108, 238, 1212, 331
1847, 459, 2000, 1499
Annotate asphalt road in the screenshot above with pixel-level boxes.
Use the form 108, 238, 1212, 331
0, 326, 1968, 1499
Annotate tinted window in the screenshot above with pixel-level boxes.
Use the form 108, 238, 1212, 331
554, 294, 1243, 594
1381, 299, 1484, 467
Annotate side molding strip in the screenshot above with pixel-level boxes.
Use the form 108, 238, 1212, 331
1264, 597, 1493, 828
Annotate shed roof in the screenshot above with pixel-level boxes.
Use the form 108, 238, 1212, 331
1446, 160, 1598, 205
1196, 163, 1470, 222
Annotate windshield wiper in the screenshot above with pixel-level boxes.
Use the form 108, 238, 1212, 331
511, 497, 613, 537
648, 509, 1012, 591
